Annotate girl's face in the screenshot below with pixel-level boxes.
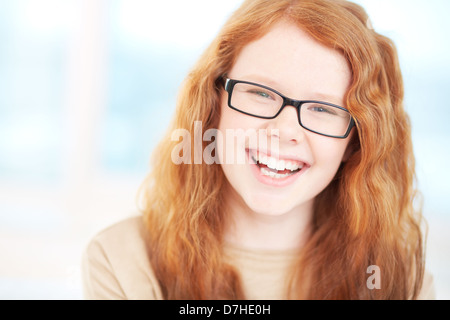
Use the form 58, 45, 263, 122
218, 20, 354, 216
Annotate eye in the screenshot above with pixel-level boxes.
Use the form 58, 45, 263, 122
248, 89, 273, 100
308, 105, 337, 115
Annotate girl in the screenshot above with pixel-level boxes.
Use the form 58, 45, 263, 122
82, 0, 435, 299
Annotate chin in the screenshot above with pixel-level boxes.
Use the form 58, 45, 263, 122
245, 195, 296, 216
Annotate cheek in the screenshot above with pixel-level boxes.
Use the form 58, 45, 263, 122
218, 100, 263, 162
217, 104, 239, 166
309, 135, 350, 172
219, 98, 255, 131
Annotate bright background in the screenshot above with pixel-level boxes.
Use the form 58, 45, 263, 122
0, 0, 449, 299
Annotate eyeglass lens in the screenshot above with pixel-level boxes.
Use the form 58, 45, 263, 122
229, 82, 352, 137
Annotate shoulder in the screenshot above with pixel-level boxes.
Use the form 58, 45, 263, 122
82, 216, 163, 300
87, 215, 148, 252
417, 270, 436, 300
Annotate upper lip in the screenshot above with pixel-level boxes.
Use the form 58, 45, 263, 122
247, 148, 311, 167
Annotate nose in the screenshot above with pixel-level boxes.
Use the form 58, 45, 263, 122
266, 104, 306, 144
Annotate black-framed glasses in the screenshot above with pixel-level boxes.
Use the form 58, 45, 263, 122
224, 78, 355, 139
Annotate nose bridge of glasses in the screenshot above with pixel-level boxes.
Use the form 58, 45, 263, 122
281, 97, 302, 112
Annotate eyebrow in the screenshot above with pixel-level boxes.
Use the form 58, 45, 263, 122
309, 91, 345, 104
236, 74, 283, 91
234, 74, 345, 104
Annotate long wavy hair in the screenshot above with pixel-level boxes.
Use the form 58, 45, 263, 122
139, 0, 426, 299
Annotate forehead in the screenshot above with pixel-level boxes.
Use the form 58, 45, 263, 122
229, 21, 351, 103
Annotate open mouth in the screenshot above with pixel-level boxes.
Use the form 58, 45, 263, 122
250, 151, 306, 180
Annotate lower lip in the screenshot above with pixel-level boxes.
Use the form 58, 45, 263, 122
247, 151, 307, 187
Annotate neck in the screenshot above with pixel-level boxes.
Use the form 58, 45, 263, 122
223, 184, 314, 251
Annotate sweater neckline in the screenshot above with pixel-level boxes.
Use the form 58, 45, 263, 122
223, 241, 301, 262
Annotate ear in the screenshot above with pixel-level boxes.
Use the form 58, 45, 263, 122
342, 131, 358, 162
342, 145, 353, 162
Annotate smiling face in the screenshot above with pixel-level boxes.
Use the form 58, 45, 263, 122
218, 20, 354, 217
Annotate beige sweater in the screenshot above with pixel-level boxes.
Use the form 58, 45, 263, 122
81, 216, 435, 300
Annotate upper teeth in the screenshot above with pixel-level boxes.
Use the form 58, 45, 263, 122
253, 153, 303, 171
